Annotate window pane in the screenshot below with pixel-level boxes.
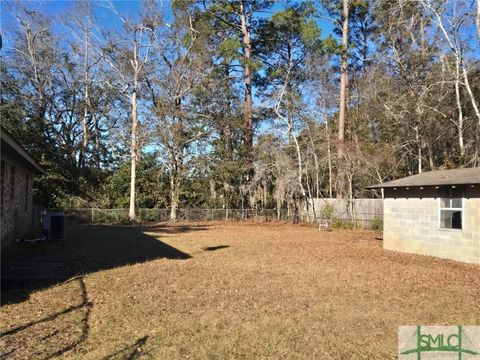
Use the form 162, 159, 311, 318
451, 197, 462, 208
438, 188, 450, 207
440, 210, 452, 228
440, 210, 462, 229
451, 188, 463, 208
440, 197, 450, 208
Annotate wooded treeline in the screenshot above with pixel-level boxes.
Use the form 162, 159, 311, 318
1, 0, 479, 221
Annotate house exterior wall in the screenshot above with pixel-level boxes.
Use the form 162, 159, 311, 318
383, 187, 480, 264
1, 154, 35, 248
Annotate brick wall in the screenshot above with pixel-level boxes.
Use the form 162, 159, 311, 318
383, 186, 480, 264
1, 155, 35, 248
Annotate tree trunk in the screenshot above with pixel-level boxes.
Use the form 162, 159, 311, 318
239, 0, 253, 158
336, 0, 349, 199
477, 0, 480, 44
338, 0, 349, 143
415, 126, 422, 174
431, 3, 480, 127
326, 121, 333, 198
294, 145, 306, 199
169, 152, 179, 222
461, 65, 480, 128
79, 30, 90, 169
94, 116, 101, 169
347, 173, 354, 225
223, 62, 233, 155
170, 187, 178, 221
286, 45, 295, 145
321, 81, 333, 198
307, 130, 320, 199
305, 167, 316, 222
455, 61, 465, 157
209, 178, 216, 199
427, 143, 434, 169
129, 89, 138, 222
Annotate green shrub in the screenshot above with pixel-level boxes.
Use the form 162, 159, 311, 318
94, 210, 128, 224
321, 204, 334, 219
331, 219, 354, 229
139, 209, 159, 223
371, 217, 383, 231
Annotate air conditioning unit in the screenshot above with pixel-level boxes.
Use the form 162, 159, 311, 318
43, 211, 66, 240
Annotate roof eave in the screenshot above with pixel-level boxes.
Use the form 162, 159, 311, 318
1, 127, 46, 175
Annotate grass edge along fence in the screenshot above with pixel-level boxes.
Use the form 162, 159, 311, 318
52, 208, 383, 230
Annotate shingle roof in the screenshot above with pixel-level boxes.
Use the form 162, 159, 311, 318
366, 167, 480, 189
1, 126, 45, 175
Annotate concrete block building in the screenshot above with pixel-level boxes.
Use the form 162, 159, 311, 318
1, 127, 45, 248
368, 168, 480, 264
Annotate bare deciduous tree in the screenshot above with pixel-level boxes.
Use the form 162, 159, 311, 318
102, 2, 160, 221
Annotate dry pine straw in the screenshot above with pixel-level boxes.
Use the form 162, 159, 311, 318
1, 222, 479, 359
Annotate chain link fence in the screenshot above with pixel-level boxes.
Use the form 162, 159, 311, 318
51, 208, 383, 230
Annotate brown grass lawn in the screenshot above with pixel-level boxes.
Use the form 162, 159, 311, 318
1, 222, 479, 359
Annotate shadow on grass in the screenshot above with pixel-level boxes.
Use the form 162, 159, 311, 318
102, 335, 149, 360
0, 276, 92, 359
203, 245, 230, 252
1, 224, 193, 305
142, 223, 211, 234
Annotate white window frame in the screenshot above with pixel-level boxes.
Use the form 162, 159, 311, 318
437, 187, 464, 231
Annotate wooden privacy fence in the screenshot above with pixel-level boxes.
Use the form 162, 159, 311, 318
53, 202, 383, 230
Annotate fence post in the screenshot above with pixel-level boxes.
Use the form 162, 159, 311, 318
91, 208, 94, 223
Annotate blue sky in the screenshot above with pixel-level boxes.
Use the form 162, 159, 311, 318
0, 0, 336, 152
1, 1, 336, 40
0, 0, 336, 110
